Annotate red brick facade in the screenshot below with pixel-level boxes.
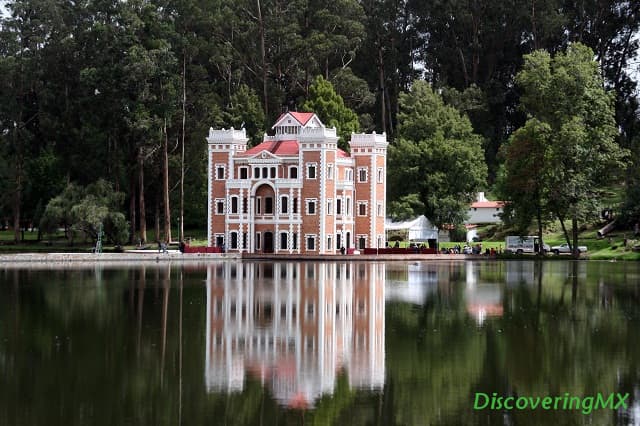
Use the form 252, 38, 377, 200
207, 112, 388, 254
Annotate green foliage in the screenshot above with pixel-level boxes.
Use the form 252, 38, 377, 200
40, 180, 129, 245
1, 0, 640, 241
387, 81, 487, 228
498, 118, 553, 233
222, 84, 265, 147
510, 43, 628, 250
302, 75, 360, 150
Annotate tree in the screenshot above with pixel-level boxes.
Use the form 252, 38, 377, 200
40, 180, 129, 245
301, 75, 359, 150
497, 118, 553, 253
387, 81, 487, 229
513, 43, 627, 256
222, 84, 265, 146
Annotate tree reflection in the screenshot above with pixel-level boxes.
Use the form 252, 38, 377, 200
0, 261, 638, 425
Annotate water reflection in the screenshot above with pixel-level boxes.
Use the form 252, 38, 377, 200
1, 260, 639, 425
205, 262, 385, 408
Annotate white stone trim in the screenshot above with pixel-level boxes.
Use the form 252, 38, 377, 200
207, 146, 213, 246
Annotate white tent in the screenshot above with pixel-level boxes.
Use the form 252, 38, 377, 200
385, 215, 439, 242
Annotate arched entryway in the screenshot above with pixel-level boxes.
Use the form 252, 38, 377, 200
264, 231, 274, 253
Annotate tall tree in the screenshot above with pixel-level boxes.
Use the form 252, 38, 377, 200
497, 118, 553, 253
387, 81, 487, 228
301, 75, 359, 150
514, 43, 627, 256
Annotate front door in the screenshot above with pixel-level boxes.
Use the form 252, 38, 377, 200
264, 231, 273, 253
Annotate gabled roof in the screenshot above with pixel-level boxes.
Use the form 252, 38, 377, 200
239, 140, 351, 158
239, 140, 299, 157
272, 111, 320, 128
471, 201, 505, 208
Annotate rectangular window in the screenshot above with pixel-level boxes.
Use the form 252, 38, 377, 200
280, 233, 288, 250
216, 199, 224, 214
242, 232, 247, 249
262, 167, 268, 178
255, 233, 261, 250
307, 164, 316, 179
290, 167, 298, 179
358, 202, 366, 216
216, 166, 225, 180
256, 198, 261, 214
307, 200, 316, 215
270, 167, 276, 178
254, 167, 260, 179
265, 197, 273, 214
243, 197, 248, 214
327, 199, 333, 215
358, 168, 367, 182
292, 233, 298, 249
293, 198, 298, 214
327, 236, 332, 250
307, 236, 315, 251
327, 164, 333, 179
230, 232, 238, 249
231, 197, 238, 214
377, 168, 384, 183
240, 167, 248, 179
336, 199, 342, 215
281, 196, 288, 214
377, 202, 383, 217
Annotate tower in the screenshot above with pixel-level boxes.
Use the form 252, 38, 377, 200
350, 132, 388, 251
206, 127, 248, 247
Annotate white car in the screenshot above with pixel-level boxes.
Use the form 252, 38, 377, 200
551, 243, 587, 255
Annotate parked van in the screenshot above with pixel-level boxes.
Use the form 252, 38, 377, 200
505, 236, 550, 254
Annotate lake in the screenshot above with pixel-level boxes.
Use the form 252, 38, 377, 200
1, 260, 639, 425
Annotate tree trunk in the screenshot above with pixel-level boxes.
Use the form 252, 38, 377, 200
129, 171, 137, 244
155, 199, 160, 243
13, 161, 22, 244
162, 118, 171, 244
572, 215, 579, 259
378, 44, 386, 134
179, 51, 186, 243
536, 202, 544, 255
257, 0, 268, 118
138, 147, 147, 244
558, 214, 572, 250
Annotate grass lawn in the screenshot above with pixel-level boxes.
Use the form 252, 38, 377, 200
0, 228, 209, 253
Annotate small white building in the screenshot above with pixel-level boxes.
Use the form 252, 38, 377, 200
466, 192, 504, 224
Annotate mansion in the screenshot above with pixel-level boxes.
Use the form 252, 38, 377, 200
207, 112, 388, 254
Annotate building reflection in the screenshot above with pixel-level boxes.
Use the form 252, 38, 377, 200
205, 262, 385, 409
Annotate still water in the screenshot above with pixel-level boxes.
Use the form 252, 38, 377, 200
1, 260, 639, 425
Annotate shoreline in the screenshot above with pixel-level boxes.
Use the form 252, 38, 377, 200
0, 251, 607, 266
0, 251, 470, 264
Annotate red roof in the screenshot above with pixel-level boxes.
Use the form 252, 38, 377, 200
240, 140, 299, 156
240, 141, 351, 158
274, 111, 315, 126
471, 201, 504, 208
289, 112, 315, 125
